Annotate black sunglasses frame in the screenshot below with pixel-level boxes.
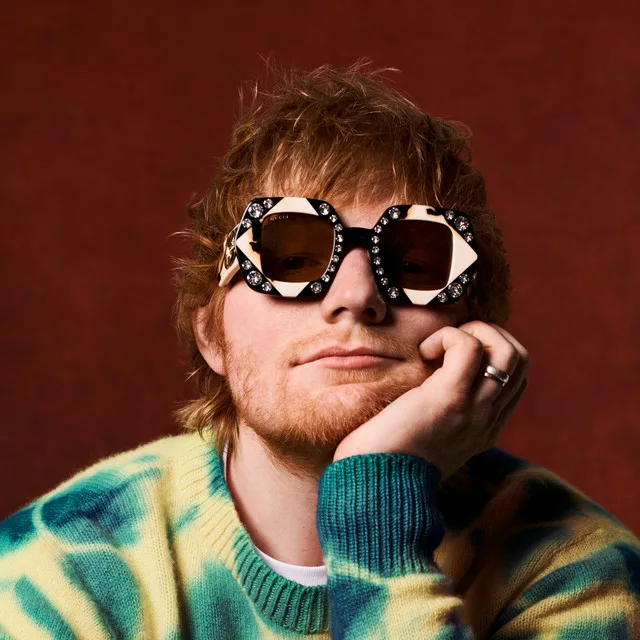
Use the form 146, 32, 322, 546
217, 197, 479, 306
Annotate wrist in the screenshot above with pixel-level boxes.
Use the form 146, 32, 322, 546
318, 453, 445, 575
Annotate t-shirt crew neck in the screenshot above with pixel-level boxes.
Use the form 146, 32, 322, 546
222, 444, 328, 587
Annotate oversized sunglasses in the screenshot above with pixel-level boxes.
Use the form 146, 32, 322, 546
217, 197, 479, 306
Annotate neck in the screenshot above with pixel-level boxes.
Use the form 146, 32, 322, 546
226, 425, 328, 566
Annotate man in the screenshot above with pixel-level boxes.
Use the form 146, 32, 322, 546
1, 64, 638, 639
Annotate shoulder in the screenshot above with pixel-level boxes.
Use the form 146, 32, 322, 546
463, 451, 640, 632
0, 432, 203, 556
0, 434, 211, 638
440, 447, 638, 545
441, 447, 640, 579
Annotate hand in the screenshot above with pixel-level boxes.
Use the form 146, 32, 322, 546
332, 321, 530, 480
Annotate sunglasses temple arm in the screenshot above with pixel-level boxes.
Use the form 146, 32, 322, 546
217, 224, 241, 287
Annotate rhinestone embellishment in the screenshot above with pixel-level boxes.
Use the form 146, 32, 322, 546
241, 219, 252, 228
381, 278, 388, 286
372, 236, 379, 244
335, 223, 343, 231
321, 274, 330, 282
387, 287, 399, 298
329, 215, 338, 223
464, 232, 474, 243
373, 257, 381, 265
310, 282, 322, 294
374, 225, 382, 233
380, 217, 389, 225
328, 265, 336, 272
331, 254, 340, 262
448, 283, 464, 298
459, 273, 470, 285
454, 216, 469, 231
445, 210, 455, 221
337, 234, 343, 243
248, 271, 262, 286
376, 268, 384, 275
241, 260, 252, 270
335, 245, 343, 252
261, 282, 272, 292
371, 246, 380, 254
248, 203, 264, 218
389, 207, 401, 219
262, 199, 273, 209
437, 291, 449, 303
319, 203, 331, 215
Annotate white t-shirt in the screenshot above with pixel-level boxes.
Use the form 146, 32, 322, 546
223, 444, 328, 586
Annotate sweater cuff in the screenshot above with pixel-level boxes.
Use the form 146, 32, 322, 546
316, 453, 444, 577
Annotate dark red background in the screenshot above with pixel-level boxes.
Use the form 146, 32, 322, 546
2, 1, 639, 533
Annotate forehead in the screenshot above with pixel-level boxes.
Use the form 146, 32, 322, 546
329, 198, 397, 228
263, 193, 401, 229
258, 171, 428, 228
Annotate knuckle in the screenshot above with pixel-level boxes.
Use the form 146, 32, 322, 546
506, 350, 521, 370
510, 349, 530, 376
465, 319, 487, 331
463, 334, 484, 353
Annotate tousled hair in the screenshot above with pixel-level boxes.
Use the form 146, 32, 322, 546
171, 61, 512, 455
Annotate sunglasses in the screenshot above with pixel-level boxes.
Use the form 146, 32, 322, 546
217, 197, 478, 306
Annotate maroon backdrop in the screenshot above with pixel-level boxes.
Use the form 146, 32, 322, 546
2, 1, 639, 533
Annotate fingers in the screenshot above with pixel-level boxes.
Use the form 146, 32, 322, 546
488, 324, 531, 416
419, 326, 485, 398
419, 321, 530, 420
490, 377, 529, 440
456, 321, 523, 405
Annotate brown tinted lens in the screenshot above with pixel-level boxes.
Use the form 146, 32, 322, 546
380, 220, 452, 290
260, 212, 334, 282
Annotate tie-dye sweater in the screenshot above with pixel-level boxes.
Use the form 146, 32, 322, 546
1, 433, 639, 639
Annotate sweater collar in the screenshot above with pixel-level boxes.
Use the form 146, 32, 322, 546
179, 434, 329, 634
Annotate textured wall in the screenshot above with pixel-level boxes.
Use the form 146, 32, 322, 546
2, 1, 639, 533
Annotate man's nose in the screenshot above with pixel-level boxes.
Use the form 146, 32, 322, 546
318, 246, 387, 324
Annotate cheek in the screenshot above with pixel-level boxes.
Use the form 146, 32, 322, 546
222, 289, 263, 360
401, 303, 467, 343
447, 298, 470, 327
223, 290, 290, 367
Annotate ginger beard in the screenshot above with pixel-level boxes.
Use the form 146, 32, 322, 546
221, 328, 436, 475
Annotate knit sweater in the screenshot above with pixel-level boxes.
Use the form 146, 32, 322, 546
221, 445, 328, 587
1, 433, 639, 639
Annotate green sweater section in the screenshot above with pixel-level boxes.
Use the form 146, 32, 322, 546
0, 432, 639, 639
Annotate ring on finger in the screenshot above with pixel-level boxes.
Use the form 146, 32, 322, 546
483, 365, 510, 387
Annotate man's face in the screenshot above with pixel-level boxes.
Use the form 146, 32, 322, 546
203, 199, 469, 468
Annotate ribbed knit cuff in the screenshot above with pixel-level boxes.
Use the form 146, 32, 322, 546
317, 453, 444, 578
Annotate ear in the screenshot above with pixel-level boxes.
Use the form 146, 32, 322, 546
192, 305, 227, 376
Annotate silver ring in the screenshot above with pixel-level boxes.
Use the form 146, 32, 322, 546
484, 365, 510, 387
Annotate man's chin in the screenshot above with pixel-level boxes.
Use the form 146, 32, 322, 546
311, 387, 389, 429
241, 389, 380, 470
238, 365, 427, 472
273, 377, 415, 451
